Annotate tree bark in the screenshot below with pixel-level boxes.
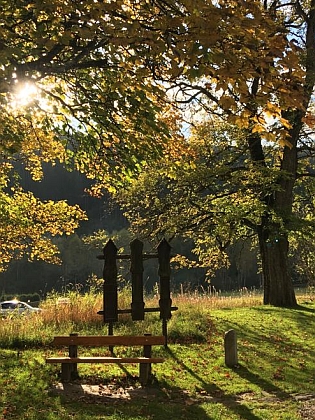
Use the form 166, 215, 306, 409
258, 225, 297, 306
259, 112, 301, 306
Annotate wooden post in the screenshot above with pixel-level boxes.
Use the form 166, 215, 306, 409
162, 318, 168, 347
103, 240, 118, 323
108, 322, 114, 354
158, 239, 172, 320
61, 333, 78, 382
158, 239, 172, 341
130, 239, 145, 320
69, 333, 79, 380
224, 329, 238, 367
139, 334, 152, 386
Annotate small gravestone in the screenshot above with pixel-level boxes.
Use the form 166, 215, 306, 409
224, 329, 238, 367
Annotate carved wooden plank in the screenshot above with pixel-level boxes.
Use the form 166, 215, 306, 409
51, 335, 166, 346
130, 238, 145, 320
102, 239, 118, 323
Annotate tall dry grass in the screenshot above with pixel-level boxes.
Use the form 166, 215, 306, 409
0, 286, 313, 348
172, 286, 263, 310
40, 286, 137, 325
0, 314, 45, 347
41, 290, 103, 325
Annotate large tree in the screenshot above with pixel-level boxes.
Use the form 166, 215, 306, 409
0, 0, 192, 269
131, 0, 315, 307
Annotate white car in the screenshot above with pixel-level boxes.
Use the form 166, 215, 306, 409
0, 300, 41, 316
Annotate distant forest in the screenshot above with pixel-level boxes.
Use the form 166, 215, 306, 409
0, 163, 262, 297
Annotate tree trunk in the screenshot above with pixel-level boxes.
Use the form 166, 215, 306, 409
258, 225, 297, 307
248, 122, 300, 306
254, 116, 301, 307
259, 114, 300, 306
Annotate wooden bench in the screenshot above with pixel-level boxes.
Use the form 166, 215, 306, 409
46, 334, 165, 385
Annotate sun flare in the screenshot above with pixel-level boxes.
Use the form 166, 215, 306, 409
11, 81, 39, 109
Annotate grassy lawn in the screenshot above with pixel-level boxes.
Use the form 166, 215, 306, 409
0, 290, 315, 419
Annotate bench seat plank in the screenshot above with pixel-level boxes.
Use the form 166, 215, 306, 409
52, 335, 165, 346
46, 356, 164, 364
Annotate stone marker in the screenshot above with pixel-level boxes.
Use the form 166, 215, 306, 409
224, 329, 238, 367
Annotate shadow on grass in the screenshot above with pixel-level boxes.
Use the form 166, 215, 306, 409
294, 304, 315, 314
165, 347, 266, 420
251, 303, 315, 318
50, 376, 215, 420
233, 364, 289, 398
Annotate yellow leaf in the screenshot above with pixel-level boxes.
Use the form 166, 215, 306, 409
279, 117, 292, 130
279, 138, 293, 149
252, 124, 266, 134
219, 95, 236, 109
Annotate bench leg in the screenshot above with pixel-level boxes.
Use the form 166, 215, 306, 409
140, 340, 152, 386
139, 363, 151, 386
61, 364, 72, 382
61, 363, 79, 382
69, 336, 79, 380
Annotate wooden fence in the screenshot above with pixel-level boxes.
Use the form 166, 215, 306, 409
97, 238, 177, 340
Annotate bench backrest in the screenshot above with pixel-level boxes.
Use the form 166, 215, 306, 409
52, 335, 165, 347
